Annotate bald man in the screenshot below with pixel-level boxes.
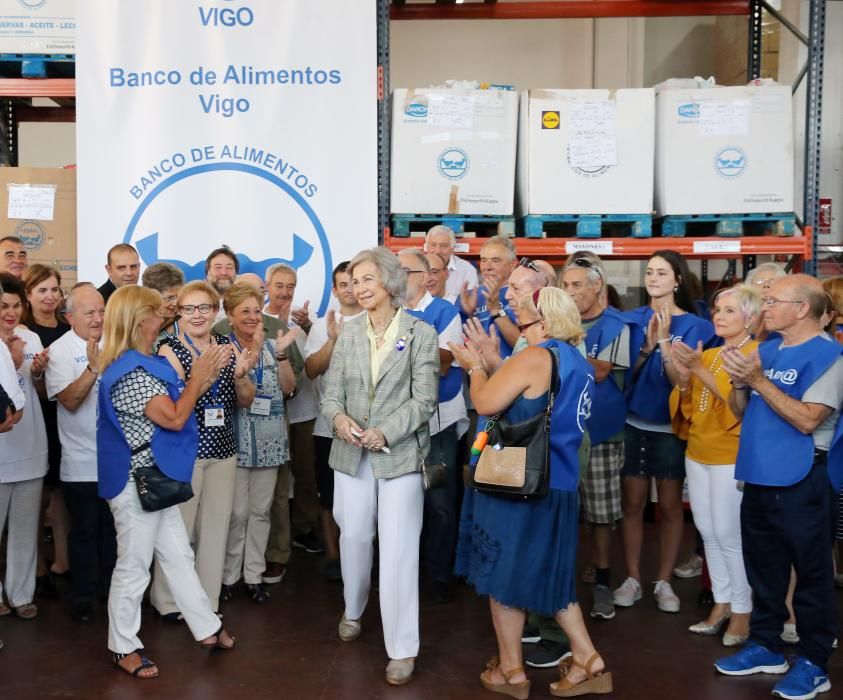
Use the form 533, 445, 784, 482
715, 275, 843, 697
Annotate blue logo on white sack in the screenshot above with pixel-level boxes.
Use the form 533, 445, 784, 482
678, 103, 700, 118
715, 147, 747, 178
404, 102, 428, 118
438, 147, 469, 180
19, 0, 48, 8
15, 221, 45, 251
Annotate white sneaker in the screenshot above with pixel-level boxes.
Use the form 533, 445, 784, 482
780, 622, 800, 644
613, 577, 642, 607
654, 580, 680, 613
673, 554, 703, 579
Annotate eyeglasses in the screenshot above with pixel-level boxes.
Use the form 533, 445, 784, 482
179, 303, 214, 315
400, 267, 425, 275
763, 297, 805, 308
517, 319, 542, 333
519, 257, 540, 273
428, 267, 445, 275
161, 294, 178, 304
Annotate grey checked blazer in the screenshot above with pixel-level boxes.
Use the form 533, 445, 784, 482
320, 310, 439, 479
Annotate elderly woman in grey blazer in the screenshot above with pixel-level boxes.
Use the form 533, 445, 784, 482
321, 246, 438, 686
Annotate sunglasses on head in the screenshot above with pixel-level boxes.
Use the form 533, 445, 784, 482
572, 257, 603, 281
519, 257, 540, 273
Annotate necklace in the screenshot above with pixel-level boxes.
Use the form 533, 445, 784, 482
698, 335, 751, 413
371, 308, 398, 341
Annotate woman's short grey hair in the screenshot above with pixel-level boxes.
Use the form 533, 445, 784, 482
745, 262, 786, 285
142, 262, 184, 292
349, 246, 407, 306
714, 284, 762, 323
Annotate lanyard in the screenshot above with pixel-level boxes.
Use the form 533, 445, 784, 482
183, 332, 220, 401
229, 334, 264, 388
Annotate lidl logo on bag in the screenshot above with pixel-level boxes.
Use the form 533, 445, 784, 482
542, 111, 560, 129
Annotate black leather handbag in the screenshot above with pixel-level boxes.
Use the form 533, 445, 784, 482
132, 444, 193, 512
470, 348, 558, 500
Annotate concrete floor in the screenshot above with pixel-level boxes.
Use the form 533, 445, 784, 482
1, 524, 841, 700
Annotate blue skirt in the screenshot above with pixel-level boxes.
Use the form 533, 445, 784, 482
454, 482, 580, 617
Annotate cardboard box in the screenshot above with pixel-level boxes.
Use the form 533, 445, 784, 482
655, 84, 794, 216
0, 167, 77, 289
517, 88, 655, 215
390, 88, 518, 216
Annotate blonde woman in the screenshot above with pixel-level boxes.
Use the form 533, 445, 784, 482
96, 286, 235, 679
450, 288, 610, 699
669, 284, 761, 646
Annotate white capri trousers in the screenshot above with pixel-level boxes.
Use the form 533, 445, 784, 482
223, 466, 279, 586
151, 455, 237, 615
333, 454, 424, 660
0, 477, 43, 608
107, 481, 221, 654
685, 457, 753, 614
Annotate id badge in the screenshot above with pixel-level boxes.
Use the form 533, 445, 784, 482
204, 405, 225, 427
250, 394, 272, 416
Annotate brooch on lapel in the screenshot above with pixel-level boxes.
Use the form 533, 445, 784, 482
395, 335, 407, 352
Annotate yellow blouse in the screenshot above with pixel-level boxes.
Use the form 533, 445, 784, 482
669, 340, 759, 465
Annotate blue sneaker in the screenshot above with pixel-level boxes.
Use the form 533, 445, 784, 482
772, 658, 831, 700
714, 641, 789, 676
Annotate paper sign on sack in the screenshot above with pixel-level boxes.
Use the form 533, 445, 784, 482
7, 184, 56, 221
428, 94, 474, 130
700, 101, 750, 136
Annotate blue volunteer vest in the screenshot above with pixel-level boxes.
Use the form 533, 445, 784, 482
97, 349, 199, 499
829, 413, 843, 491
735, 336, 842, 487
584, 307, 629, 444
469, 285, 516, 359
543, 339, 594, 492
624, 306, 716, 424
406, 296, 464, 402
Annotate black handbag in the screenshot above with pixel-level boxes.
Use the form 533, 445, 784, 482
470, 348, 558, 500
132, 444, 194, 512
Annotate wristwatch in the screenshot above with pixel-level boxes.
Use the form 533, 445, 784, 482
491, 309, 507, 320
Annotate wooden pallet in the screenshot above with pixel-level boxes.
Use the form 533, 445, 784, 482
520, 213, 653, 239
390, 214, 515, 238
659, 212, 796, 238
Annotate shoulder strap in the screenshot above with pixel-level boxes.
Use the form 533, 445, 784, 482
545, 346, 560, 415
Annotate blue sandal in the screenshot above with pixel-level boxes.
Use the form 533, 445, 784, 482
113, 649, 159, 679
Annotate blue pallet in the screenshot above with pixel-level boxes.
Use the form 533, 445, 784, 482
520, 213, 652, 239
391, 214, 515, 238
660, 212, 796, 238
0, 53, 74, 78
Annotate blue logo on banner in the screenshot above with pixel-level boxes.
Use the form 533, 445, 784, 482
124, 162, 333, 315
15, 220, 45, 251
404, 103, 428, 118
18, 0, 47, 9
678, 103, 700, 118
715, 146, 747, 178
437, 147, 469, 180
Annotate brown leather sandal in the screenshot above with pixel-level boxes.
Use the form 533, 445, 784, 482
199, 624, 236, 651
550, 652, 613, 697
480, 656, 531, 700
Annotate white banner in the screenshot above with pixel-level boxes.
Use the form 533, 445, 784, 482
77, 1, 378, 315
0, 0, 75, 54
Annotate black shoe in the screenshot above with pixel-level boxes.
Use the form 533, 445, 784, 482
521, 623, 541, 644
70, 600, 93, 623
524, 639, 572, 669
322, 559, 342, 582
35, 574, 59, 599
158, 611, 184, 623
292, 531, 325, 554
431, 581, 450, 604
221, 584, 234, 602
697, 588, 714, 609
245, 583, 270, 604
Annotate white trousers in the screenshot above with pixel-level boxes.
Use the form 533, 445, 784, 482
107, 482, 220, 653
151, 455, 237, 614
0, 478, 43, 607
333, 455, 424, 660
685, 457, 753, 614
223, 466, 278, 586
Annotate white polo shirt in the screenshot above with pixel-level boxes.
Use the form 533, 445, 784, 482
45, 329, 101, 483
444, 254, 479, 298
0, 328, 47, 483
263, 309, 319, 425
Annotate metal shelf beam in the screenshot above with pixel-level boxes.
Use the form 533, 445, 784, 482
391, 1, 750, 21
0, 78, 74, 97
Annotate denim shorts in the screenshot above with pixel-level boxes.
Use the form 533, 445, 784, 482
621, 424, 686, 481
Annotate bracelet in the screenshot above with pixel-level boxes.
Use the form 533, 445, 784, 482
657, 338, 671, 345
32, 372, 44, 381
86, 364, 98, 376
276, 354, 288, 362
639, 349, 651, 359
678, 385, 690, 393
467, 365, 486, 377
